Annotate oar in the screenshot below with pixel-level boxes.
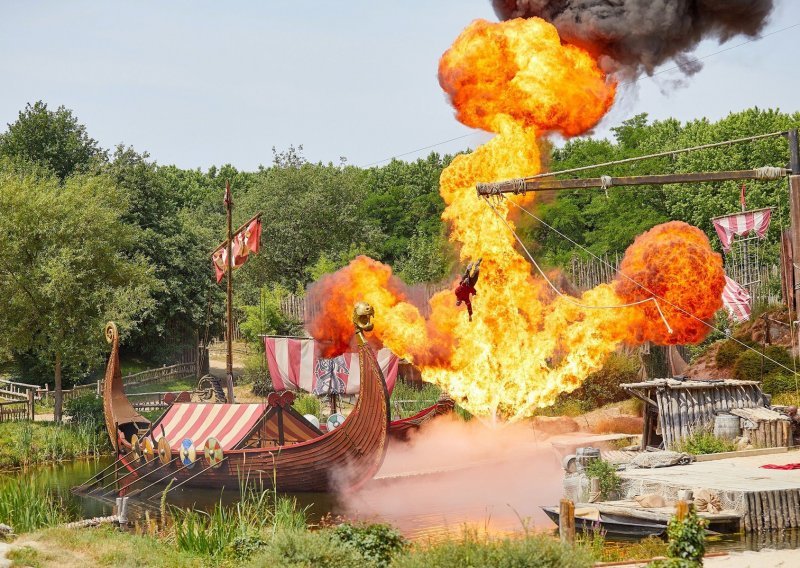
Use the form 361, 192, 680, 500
74, 455, 128, 490
146, 457, 229, 502
100, 457, 176, 497
127, 460, 197, 498
95, 455, 157, 493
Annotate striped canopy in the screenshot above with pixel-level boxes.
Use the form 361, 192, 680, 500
157, 403, 265, 450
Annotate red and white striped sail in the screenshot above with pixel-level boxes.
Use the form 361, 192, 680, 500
264, 337, 398, 395
159, 403, 266, 450
712, 208, 771, 253
721, 275, 751, 322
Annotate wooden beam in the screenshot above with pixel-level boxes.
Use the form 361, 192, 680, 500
476, 169, 790, 195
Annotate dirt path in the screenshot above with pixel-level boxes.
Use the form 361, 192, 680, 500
705, 548, 795, 567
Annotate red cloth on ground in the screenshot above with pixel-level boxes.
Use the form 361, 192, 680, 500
760, 463, 800, 470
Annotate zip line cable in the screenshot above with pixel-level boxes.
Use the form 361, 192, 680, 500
484, 198, 674, 333
501, 196, 800, 380
361, 21, 799, 169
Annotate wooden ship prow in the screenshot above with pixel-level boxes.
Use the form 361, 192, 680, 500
97, 302, 390, 493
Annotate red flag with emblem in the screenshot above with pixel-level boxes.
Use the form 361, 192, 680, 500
212, 217, 262, 283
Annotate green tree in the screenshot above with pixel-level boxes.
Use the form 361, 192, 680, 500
0, 101, 105, 180
0, 160, 157, 421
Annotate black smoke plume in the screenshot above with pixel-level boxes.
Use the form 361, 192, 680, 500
492, 0, 774, 77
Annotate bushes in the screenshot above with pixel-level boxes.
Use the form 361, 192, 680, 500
332, 523, 406, 568
648, 505, 707, 568
292, 393, 322, 419
246, 529, 363, 567
544, 353, 640, 414
673, 429, 735, 455
392, 530, 592, 568
732, 345, 792, 382
0, 421, 109, 470
584, 459, 621, 500
714, 339, 743, 368
762, 373, 799, 395
64, 394, 104, 428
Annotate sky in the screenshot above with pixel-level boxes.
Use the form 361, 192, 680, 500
1, 0, 799, 171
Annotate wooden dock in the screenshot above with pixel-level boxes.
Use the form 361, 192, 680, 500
618, 449, 800, 531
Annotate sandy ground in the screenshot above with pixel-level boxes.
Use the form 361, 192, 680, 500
704, 549, 796, 567
0, 542, 10, 568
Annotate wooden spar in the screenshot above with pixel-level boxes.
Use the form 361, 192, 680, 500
476, 169, 791, 195
225, 181, 235, 403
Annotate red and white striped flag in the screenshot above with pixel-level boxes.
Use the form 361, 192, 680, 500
211, 217, 262, 283
712, 208, 771, 252
721, 275, 751, 322
264, 337, 398, 395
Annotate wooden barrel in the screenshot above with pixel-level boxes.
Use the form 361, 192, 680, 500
576, 446, 600, 471
713, 413, 740, 440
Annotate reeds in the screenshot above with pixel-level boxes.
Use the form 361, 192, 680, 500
0, 420, 109, 470
170, 486, 309, 558
0, 476, 72, 533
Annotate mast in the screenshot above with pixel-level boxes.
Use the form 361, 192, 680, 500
224, 181, 236, 403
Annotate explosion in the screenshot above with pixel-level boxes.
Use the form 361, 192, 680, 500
308, 17, 725, 420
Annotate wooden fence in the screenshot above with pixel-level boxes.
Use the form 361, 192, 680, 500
0, 400, 32, 422
280, 281, 451, 324
0, 378, 39, 401
127, 392, 175, 413
121, 362, 198, 388
567, 254, 782, 308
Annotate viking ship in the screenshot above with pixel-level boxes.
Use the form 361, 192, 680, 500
100, 302, 390, 493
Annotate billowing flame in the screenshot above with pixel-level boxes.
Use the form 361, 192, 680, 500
308, 17, 725, 420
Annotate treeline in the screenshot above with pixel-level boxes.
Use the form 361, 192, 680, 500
2, 101, 799, 405
0, 102, 453, 404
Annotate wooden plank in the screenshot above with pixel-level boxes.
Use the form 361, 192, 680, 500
559, 499, 575, 544
767, 491, 778, 530
754, 490, 764, 532
790, 489, 800, 528
742, 493, 752, 532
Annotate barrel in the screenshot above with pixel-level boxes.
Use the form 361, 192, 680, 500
576, 446, 600, 471
713, 413, 740, 440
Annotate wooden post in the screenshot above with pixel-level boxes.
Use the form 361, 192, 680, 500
27, 389, 34, 421
675, 499, 690, 521
224, 181, 236, 404
788, 167, 800, 319
559, 498, 575, 544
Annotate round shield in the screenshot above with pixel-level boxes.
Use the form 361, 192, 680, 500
180, 439, 196, 468
130, 434, 142, 461
157, 436, 171, 465
141, 437, 155, 462
327, 413, 346, 430
203, 437, 224, 468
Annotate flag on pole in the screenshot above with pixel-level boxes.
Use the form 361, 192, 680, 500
711, 208, 771, 252
263, 337, 399, 396
212, 217, 262, 283
721, 275, 751, 322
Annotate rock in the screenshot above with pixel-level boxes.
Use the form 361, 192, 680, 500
0, 525, 12, 536
530, 416, 580, 436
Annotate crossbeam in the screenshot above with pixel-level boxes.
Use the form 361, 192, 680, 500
476, 169, 791, 196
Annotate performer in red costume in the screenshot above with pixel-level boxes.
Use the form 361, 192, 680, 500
455, 258, 482, 322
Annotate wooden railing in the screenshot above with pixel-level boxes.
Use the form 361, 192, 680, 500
127, 391, 188, 413
122, 362, 197, 388
0, 378, 39, 401
0, 400, 32, 422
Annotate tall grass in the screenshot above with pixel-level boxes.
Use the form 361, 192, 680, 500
170, 487, 309, 559
0, 476, 73, 533
0, 421, 110, 470
292, 393, 322, 418
673, 428, 736, 455
390, 381, 442, 418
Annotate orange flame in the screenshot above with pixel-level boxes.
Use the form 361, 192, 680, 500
308, 18, 724, 420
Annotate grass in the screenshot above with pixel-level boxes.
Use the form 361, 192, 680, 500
0, 476, 73, 533
673, 429, 736, 455
170, 487, 309, 559
773, 391, 800, 406
292, 393, 322, 418
0, 421, 110, 471
125, 376, 197, 394
390, 381, 442, 418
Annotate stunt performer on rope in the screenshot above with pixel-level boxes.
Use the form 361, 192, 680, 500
455, 258, 482, 321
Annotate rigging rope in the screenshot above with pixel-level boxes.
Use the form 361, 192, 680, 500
505, 197, 800, 381
484, 198, 674, 333
518, 131, 788, 181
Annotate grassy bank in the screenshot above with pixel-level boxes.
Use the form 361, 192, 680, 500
0, 421, 110, 470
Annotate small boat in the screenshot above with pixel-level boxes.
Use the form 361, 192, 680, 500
100, 302, 390, 493
388, 396, 455, 440
540, 506, 668, 539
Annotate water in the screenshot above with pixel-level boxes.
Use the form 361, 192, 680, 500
6, 458, 800, 556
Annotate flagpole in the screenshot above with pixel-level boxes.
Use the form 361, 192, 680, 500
225, 181, 236, 404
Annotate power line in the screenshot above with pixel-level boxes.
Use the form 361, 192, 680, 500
362, 132, 479, 168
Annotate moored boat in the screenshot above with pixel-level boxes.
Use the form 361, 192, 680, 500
100, 302, 390, 494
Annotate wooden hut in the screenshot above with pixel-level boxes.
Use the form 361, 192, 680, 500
621, 378, 791, 450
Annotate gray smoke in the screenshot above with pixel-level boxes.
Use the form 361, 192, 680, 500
492, 0, 774, 77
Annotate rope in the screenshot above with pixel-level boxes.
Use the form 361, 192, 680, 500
507, 199, 800, 380
485, 199, 673, 333
755, 166, 787, 180
517, 131, 788, 181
